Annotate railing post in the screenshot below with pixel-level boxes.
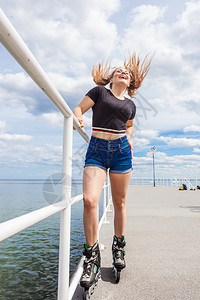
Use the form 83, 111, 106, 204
58, 116, 73, 300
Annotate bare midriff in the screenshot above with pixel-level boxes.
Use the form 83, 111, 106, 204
92, 131, 126, 140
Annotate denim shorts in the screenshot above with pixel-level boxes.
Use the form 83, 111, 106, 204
84, 135, 133, 174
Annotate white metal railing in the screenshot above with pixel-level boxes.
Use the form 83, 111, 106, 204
0, 9, 112, 300
130, 177, 200, 188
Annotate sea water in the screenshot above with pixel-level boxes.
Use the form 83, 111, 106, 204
0, 179, 104, 300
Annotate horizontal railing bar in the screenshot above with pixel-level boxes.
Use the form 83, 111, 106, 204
0, 194, 82, 242
70, 194, 83, 205
0, 9, 89, 143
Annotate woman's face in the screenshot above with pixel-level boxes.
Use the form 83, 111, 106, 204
110, 68, 130, 87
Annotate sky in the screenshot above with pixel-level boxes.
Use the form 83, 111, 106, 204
0, 0, 200, 180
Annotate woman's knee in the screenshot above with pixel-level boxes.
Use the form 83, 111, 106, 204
83, 194, 98, 210
113, 198, 126, 210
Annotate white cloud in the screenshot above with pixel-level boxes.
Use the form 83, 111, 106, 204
47, 72, 92, 98
0, 121, 6, 133
146, 150, 167, 160
183, 125, 200, 133
40, 112, 63, 128
159, 136, 200, 147
0, 72, 34, 92
1, 0, 120, 71
1, 1, 200, 120
135, 129, 159, 139
1, 1, 200, 179
119, 2, 200, 119
133, 137, 150, 149
0, 73, 38, 112
121, 5, 168, 55
134, 151, 200, 177
175, 1, 200, 52
0, 142, 62, 166
193, 147, 200, 153
0, 133, 32, 142
131, 5, 167, 26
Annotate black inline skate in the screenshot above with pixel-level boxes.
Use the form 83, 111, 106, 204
112, 235, 126, 283
80, 242, 101, 299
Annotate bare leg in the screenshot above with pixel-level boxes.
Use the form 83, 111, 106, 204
83, 166, 107, 247
109, 172, 132, 237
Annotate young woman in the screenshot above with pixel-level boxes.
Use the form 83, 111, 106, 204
73, 54, 152, 288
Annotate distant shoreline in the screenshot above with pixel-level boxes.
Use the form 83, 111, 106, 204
0, 178, 83, 183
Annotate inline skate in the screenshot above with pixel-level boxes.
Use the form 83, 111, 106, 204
80, 242, 101, 299
112, 235, 126, 283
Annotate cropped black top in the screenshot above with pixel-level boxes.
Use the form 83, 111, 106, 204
86, 86, 136, 135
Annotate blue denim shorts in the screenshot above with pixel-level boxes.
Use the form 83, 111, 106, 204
84, 135, 133, 174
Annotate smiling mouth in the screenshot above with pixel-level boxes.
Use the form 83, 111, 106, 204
119, 75, 127, 79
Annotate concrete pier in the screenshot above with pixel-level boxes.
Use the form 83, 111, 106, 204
73, 185, 200, 300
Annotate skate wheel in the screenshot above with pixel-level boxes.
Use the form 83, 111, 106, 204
116, 270, 120, 283
83, 290, 90, 300
97, 269, 101, 280
90, 284, 95, 295
94, 271, 101, 287
113, 267, 120, 283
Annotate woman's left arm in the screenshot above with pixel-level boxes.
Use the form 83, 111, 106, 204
126, 119, 134, 159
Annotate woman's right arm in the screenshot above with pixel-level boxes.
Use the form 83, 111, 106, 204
73, 96, 95, 128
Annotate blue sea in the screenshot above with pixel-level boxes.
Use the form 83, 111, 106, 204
0, 179, 104, 300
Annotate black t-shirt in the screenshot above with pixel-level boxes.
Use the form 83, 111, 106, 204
86, 86, 136, 135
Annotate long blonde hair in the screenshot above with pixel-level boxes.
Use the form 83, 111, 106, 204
92, 53, 154, 98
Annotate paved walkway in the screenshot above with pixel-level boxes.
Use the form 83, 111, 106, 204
73, 185, 200, 300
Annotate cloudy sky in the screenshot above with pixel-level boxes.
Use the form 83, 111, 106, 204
0, 0, 200, 180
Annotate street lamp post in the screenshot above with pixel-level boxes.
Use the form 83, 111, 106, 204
151, 146, 156, 187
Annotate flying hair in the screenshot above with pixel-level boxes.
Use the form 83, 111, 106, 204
92, 53, 154, 98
